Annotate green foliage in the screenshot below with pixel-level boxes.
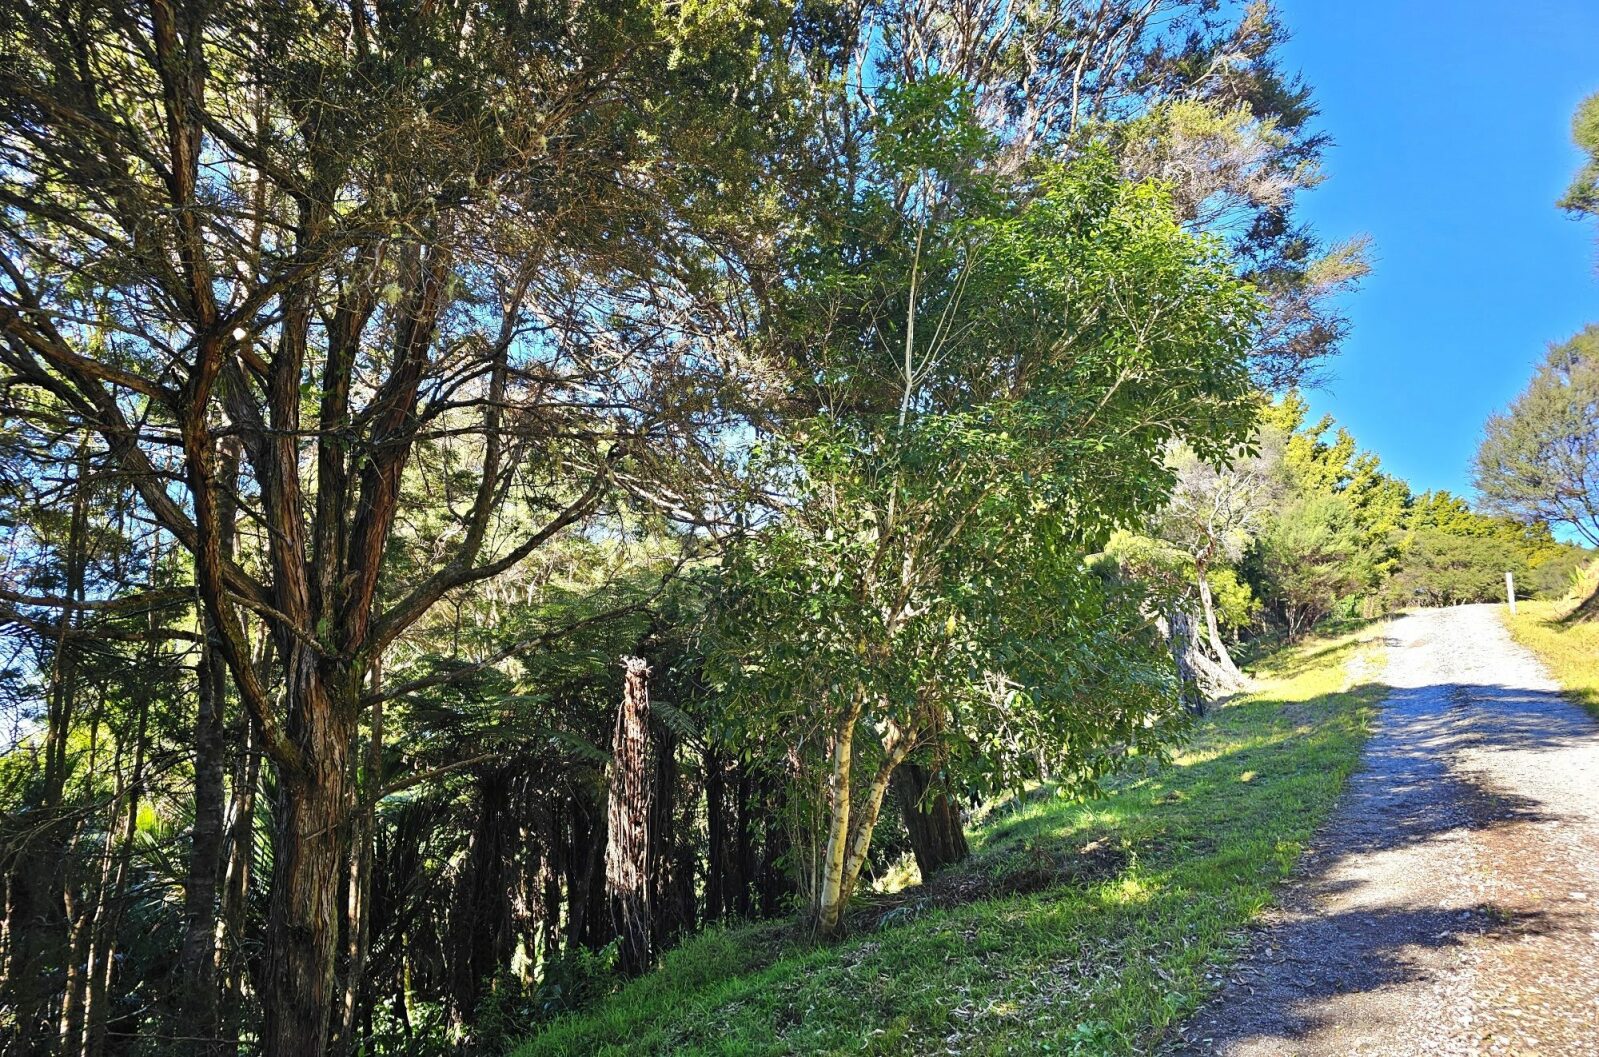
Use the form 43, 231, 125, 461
516, 627, 1386, 1056
0, 0, 1377, 1047
1408, 490, 1492, 536
709, 148, 1262, 907
1101, 533, 1257, 636
1104, 11, 1370, 387
1560, 92, 1599, 220
1525, 544, 1599, 599
1158, 435, 1288, 569
1474, 326, 1599, 548
1100, 531, 1194, 595
871, 75, 995, 178
1221, 395, 1580, 638
713, 496, 1180, 798
2, 1, 1519, 1048
1253, 493, 1368, 636
1208, 566, 1262, 632
1387, 528, 1522, 607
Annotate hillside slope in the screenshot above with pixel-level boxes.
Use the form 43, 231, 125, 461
514, 628, 1389, 1057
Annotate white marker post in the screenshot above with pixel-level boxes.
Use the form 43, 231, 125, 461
1506, 571, 1517, 616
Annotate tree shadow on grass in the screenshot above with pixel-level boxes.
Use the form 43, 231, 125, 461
1557, 584, 1599, 624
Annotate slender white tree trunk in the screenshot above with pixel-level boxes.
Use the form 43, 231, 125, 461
814, 707, 858, 935
816, 716, 914, 936
1196, 568, 1244, 682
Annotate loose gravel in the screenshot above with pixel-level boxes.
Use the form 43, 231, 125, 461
1165, 604, 1599, 1056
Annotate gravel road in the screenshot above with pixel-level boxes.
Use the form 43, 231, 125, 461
1165, 604, 1599, 1056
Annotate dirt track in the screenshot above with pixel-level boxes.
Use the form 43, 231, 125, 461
1166, 604, 1599, 1056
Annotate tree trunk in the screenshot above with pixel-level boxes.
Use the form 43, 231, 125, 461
332, 806, 375, 1057
84, 687, 149, 1057
563, 798, 608, 951
537, 814, 563, 971
1195, 568, 1245, 682
177, 443, 237, 1055
176, 626, 227, 1053
703, 747, 726, 924
77, 755, 122, 1057
447, 768, 511, 1035
4, 443, 90, 1054
813, 716, 856, 935
260, 658, 356, 1057
333, 659, 383, 1057
59, 841, 90, 1055
647, 720, 694, 948
218, 709, 260, 1057
606, 658, 653, 977
5, 862, 66, 1055
758, 772, 793, 917
584, 821, 609, 950
892, 760, 968, 876
1163, 609, 1206, 716
816, 727, 912, 936
733, 767, 754, 918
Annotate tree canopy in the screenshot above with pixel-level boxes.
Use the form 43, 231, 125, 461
0, 2, 1410, 1053
1474, 326, 1599, 549
1561, 92, 1599, 222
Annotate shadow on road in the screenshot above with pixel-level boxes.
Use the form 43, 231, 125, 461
1163, 670, 1599, 1056
1164, 901, 1574, 1055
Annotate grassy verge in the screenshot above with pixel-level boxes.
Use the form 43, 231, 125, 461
513, 627, 1389, 1057
1503, 598, 1599, 717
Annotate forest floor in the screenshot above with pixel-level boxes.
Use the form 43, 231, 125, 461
1165, 604, 1599, 1056
514, 625, 1391, 1056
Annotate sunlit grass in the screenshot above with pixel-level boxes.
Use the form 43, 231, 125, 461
513, 625, 1389, 1057
1503, 597, 1599, 717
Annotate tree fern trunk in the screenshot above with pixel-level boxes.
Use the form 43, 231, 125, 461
606, 658, 653, 976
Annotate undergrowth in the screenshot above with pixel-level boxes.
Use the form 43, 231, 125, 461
513, 626, 1389, 1057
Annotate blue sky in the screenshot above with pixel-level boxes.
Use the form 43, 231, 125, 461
1274, 0, 1599, 499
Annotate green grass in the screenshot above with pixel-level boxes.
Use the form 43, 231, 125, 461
1503, 597, 1599, 717
513, 628, 1389, 1057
